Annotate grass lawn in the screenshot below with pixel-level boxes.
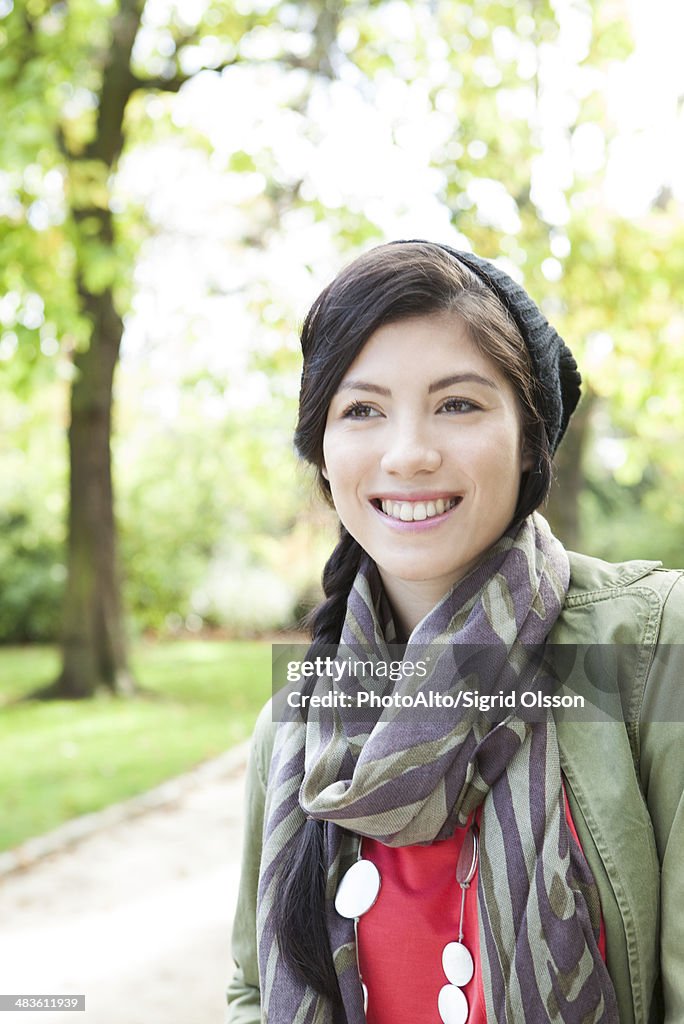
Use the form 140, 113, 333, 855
0, 641, 272, 852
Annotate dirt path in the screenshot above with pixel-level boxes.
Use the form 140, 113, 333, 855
0, 751, 250, 1024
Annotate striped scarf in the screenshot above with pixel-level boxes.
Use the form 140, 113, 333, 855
257, 513, 619, 1023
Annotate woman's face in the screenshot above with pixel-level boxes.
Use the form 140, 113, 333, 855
322, 314, 532, 626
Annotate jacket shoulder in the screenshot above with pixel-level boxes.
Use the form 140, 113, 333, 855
565, 549, 683, 602
554, 550, 684, 645
567, 549, 659, 595
250, 699, 279, 788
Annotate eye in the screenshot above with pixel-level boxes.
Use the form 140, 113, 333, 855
342, 401, 381, 419
439, 397, 481, 414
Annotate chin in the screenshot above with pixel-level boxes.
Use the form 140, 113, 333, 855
382, 560, 459, 585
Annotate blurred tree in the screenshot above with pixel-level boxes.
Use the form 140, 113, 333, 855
0, 0, 368, 696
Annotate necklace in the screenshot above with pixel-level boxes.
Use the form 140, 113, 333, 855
334, 824, 480, 1023
439, 823, 479, 1023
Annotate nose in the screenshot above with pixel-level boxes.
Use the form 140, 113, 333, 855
380, 421, 442, 477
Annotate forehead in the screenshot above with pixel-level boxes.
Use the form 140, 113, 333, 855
341, 314, 510, 387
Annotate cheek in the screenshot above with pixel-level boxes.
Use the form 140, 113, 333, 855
323, 429, 367, 480
322, 432, 352, 502
322, 431, 377, 524
321, 431, 335, 483
464, 423, 523, 486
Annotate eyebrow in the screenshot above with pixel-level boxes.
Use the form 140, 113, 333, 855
337, 372, 499, 396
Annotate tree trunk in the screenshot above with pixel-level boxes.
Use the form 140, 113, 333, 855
544, 392, 595, 551
44, 0, 143, 699
54, 280, 133, 698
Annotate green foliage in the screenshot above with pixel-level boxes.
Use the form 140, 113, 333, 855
0, 388, 67, 641
581, 474, 684, 569
0, 510, 64, 641
115, 378, 329, 635
0, 0, 110, 389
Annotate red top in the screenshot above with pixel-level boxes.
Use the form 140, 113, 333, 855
357, 786, 606, 1023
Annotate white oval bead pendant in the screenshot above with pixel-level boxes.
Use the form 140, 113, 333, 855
442, 941, 474, 987
438, 983, 469, 1024
334, 859, 381, 919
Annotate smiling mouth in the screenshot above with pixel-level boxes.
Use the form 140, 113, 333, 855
371, 497, 462, 522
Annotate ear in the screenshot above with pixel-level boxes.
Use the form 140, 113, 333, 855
321, 465, 329, 481
521, 445, 534, 473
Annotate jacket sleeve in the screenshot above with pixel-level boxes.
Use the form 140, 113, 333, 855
638, 573, 684, 1023
226, 703, 275, 1024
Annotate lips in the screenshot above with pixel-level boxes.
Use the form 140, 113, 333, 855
371, 496, 462, 522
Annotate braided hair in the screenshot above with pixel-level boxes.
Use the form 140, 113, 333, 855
273, 526, 361, 999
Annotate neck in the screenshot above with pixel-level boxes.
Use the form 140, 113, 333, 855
377, 571, 454, 641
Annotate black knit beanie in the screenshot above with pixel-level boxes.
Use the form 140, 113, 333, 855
434, 244, 581, 454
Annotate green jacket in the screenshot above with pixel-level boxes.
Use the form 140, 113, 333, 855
226, 552, 684, 1024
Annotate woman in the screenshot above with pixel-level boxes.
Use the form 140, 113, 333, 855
226, 242, 684, 1024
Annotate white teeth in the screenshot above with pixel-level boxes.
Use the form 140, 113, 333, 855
377, 498, 459, 521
